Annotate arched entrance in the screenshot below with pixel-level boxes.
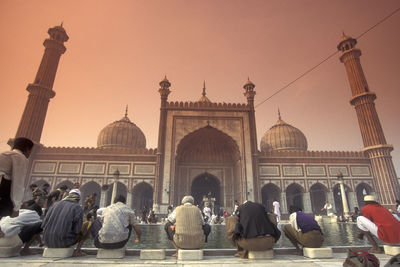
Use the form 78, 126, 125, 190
55, 180, 74, 191
80, 181, 101, 208
333, 184, 350, 214
356, 183, 373, 208
309, 183, 327, 215
191, 173, 220, 213
174, 126, 241, 210
132, 182, 153, 214
286, 183, 304, 211
261, 183, 280, 212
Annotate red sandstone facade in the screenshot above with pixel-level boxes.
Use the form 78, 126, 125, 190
13, 26, 399, 216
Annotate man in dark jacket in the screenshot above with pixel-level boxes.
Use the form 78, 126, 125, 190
226, 201, 281, 258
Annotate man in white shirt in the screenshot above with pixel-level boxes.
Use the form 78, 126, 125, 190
321, 201, 334, 216
90, 195, 141, 249
272, 200, 281, 222
0, 138, 34, 218
203, 203, 212, 222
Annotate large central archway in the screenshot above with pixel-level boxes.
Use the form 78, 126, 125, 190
191, 173, 220, 212
174, 126, 241, 211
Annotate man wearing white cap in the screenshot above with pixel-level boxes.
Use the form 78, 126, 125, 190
357, 195, 400, 253
42, 189, 85, 256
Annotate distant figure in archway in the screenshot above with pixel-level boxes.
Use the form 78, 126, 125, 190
165, 195, 210, 256
272, 199, 281, 222
321, 201, 334, 216
356, 195, 400, 253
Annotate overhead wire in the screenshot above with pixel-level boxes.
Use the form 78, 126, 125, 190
254, 6, 400, 109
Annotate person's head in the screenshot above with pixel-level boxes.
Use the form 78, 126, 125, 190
30, 184, 38, 191
12, 137, 34, 158
59, 185, 68, 193
363, 195, 378, 205
73, 182, 80, 189
181, 195, 194, 205
26, 202, 43, 216
43, 183, 50, 190
289, 205, 302, 214
68, 189, 81, 202
114, 195, 126, 204
354, 207, 359, 212
396, 199, 400, 206
325, 200, 329, 204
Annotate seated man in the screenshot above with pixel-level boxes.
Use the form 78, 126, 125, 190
165, 196, 210, 255
41, 189, 86, 257
357, 195, 400, 253
0, 201, 42, 255
90, 195, 141, 249
226, 201, 281, 258
283, 205, 324, 255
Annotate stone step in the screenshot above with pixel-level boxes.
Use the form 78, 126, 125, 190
140, 249, 166, 260
97, 247, 126, 259
384, 245, 400, 256
178, 249, 203, 260
248, 250, 274, 259
42, 247, 74, 258
303, 247, 333, 259
0, 235, 23, 258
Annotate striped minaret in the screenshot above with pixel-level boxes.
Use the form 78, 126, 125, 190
338, 34, 400, 208
15, 24, 68, 143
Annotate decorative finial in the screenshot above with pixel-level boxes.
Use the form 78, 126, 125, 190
61, 21, 64, 27
125, 105, 128, 117
342, 31, 345, 37
202, 81, 206, 97
278, 108, 281, 120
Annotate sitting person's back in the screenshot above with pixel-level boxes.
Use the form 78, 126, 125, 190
283, 205, 323, 254
174, 202, 205, 249
226, 201, 281, 258
41, 189, 83, 248
91, 195, 141, 249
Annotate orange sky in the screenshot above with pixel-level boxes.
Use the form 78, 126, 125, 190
1, 0, 399, 174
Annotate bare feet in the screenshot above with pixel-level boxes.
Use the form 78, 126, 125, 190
295, 248, 303, 256
20, 248, 40, 256
72, 250, 87, 257
234, 252, 241, 257
171, 252, 177, 257
356, 232, 364, 240
368, 247, 383, 254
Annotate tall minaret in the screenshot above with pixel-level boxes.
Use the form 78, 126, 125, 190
154, 76, 171, 212
243, 78, 260, 202
15, 24, 69, 143
338, 34, 400, 207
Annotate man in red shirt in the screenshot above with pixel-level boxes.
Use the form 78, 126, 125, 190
357, 195, 400, 253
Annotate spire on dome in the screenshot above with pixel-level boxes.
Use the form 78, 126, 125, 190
198, 80, 211, 103
278, 108, 281, 120
125, 105, 128, 117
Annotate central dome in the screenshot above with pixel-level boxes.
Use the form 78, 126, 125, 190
260, 114, 307, 152
97, 112, 146, 149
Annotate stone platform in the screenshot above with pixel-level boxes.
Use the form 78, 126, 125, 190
0, 252, 393, 267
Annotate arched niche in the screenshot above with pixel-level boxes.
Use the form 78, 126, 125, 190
261, 183, 281, 212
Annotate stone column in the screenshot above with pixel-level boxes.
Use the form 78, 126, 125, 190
326, 191, 336, 213
302, 192, 312, 213
126, 190, 133, 209
347, 191, 357, 211
100, 188, 108, 208
280, 192, 288, 214
339, 180, 350, 216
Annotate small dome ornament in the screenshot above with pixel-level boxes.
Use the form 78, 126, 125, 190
159, 75, 171, 88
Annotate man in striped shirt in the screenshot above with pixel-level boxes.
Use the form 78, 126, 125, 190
41, 189, 85, 256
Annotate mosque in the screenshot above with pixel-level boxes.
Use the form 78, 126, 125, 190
13, 25, 400, 216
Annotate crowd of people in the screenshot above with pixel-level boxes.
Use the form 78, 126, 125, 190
1, 137, 400, 259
